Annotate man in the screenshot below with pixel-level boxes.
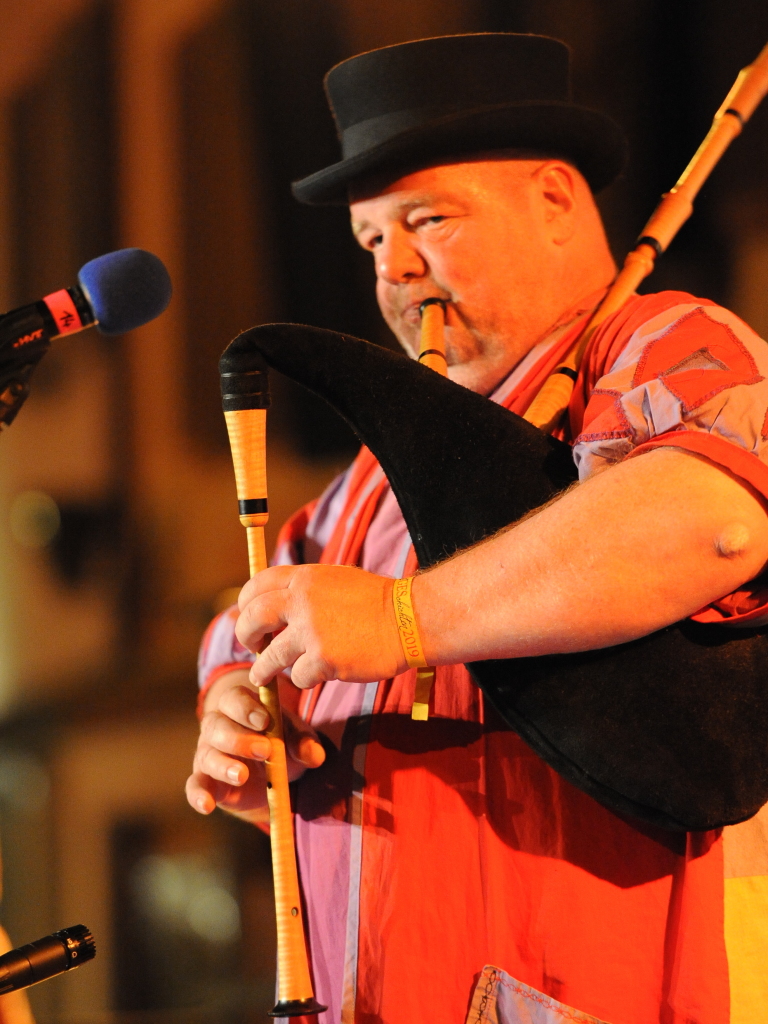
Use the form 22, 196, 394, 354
188, 35, 768, 1023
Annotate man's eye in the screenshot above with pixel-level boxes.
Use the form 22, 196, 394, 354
413, 215, 446, 227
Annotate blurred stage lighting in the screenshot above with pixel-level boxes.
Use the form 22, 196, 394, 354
131, 852, 241, 944
0, 748, 50, 813
9, 491, 61, 549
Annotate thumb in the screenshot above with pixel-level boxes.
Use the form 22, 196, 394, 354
283, 711, 326, 769
294, 733, 326, 769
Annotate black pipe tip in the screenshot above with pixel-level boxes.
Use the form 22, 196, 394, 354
268, 996, 328, 1017
419, 297, 447, 315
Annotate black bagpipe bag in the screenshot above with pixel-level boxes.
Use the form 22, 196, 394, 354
224, 323, 768, 832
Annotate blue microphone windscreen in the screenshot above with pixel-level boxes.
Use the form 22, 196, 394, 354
77, 248, 172, 335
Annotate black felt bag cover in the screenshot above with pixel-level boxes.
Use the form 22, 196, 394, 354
223, 323, 768, 832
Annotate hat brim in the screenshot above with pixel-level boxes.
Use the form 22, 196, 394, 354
292, 101, 627, 204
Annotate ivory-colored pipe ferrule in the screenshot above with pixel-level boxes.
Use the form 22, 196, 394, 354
621, 246, 657, 284
718, 42, 768, 123
240, 512, 269, 529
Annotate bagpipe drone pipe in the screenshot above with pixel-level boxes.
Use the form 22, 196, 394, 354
221, 322, 768, 834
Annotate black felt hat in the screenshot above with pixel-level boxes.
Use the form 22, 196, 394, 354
292, 33, 627, 205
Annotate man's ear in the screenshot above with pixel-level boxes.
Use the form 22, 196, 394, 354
535, 162, 577, 245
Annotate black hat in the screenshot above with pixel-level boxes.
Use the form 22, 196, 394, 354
292, 33, 627, 205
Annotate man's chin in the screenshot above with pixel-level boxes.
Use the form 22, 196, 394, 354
389, 327, 500, 394
447, 362, 496, 396
388, 326, 419, 360
445, 343, 523, 394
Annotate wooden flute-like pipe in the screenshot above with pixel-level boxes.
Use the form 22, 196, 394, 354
411, 298, 448, 720
418, 296, 448, 375
220, 352, 326, 1020
524, 38, 768, 435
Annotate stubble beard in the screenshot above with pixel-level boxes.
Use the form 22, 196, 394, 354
388, 312, 521, 396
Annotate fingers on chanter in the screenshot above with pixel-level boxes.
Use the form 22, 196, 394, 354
187, 766, 255, 816
235, 591, 291, 652
216, 683, 271, 733
186, 770, 218, 815
194, 737, 251, 786
250, 629, 307, 689
200, 712, 272, 767
238, 565, 297, 607
289, 651, 331, 691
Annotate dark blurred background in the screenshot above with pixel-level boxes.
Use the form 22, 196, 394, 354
0, 1, 765, 1020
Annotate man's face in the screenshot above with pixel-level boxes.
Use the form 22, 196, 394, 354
350, 159, 573, 394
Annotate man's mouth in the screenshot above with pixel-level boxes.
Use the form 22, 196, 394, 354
401, 298, 450, 325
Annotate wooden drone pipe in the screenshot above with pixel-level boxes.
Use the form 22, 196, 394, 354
220, 344, 326, 1019
524, 38, 768, 435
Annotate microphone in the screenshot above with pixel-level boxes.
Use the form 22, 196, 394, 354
0, 924, 96, 995
0, 247, 172, 427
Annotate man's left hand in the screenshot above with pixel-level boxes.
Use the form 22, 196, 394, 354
236, 564, 406, 689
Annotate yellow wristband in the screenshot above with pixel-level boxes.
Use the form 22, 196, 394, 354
392, 576, 428, 669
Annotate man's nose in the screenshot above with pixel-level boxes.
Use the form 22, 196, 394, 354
375, 229, 426, 283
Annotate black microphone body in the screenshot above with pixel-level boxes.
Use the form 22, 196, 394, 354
0, 247, 172, 428
0, 924, 95, 995
0, 286, 96, 427
1, 284, 96, 349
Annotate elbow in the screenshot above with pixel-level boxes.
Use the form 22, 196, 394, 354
714, 522, 752, 559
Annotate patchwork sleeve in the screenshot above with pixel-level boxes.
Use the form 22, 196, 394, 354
197, 605, 254, 715
572, 300, 768, 626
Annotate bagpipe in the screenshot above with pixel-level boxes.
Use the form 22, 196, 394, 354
218, 42, 768, 1018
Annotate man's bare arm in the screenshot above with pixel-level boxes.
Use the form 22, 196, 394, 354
238, 448, 768, 689
414, 447, 768, 663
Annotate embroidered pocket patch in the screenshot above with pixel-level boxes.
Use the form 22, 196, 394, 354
467, 965, 610, 1024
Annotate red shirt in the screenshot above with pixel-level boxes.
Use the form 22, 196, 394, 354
201, 291, 768, 1022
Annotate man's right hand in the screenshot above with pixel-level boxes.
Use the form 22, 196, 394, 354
185, 669, 326, 826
